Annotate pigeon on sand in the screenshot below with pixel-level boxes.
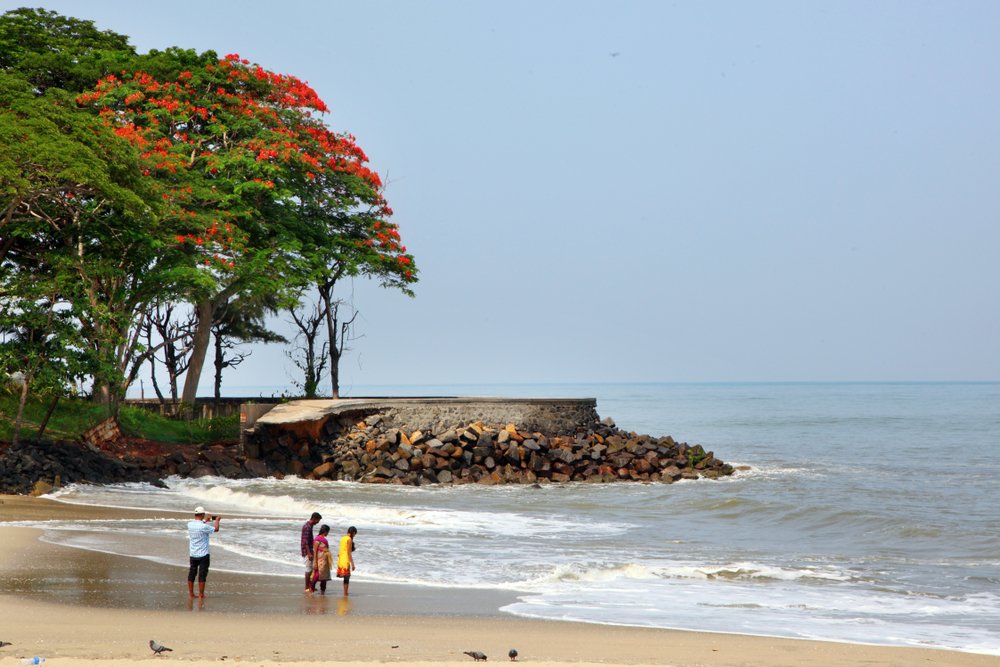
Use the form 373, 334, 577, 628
149, 639, 173, 655
464, 650, 488, 661
508, 648, 518, 661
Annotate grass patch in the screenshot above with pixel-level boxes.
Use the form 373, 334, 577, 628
0, 391, 111, 442
0, 390, 239, 444
117, 407, 239, 444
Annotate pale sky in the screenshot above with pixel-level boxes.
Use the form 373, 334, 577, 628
9, 0, 1000, 392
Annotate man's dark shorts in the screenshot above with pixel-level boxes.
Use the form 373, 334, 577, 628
188, 555, 210, 582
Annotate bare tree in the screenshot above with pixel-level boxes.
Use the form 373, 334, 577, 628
323, 297, 359, 398
141, 303, 194, 404
211, 297, 286, 403
286, 300, 329, 399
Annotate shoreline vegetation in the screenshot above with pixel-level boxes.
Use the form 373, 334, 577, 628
1, 496, 996, 667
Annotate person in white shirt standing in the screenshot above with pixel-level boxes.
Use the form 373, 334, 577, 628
187, 506, 221, 599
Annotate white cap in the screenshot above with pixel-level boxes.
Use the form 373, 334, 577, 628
194, 506, 206, 514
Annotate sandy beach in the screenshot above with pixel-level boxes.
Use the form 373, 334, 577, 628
0, 495, 995, 667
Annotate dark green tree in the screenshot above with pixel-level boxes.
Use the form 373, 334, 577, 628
0, 278, 87, 445
0, 7, 135, 94
0, 9, 177, 412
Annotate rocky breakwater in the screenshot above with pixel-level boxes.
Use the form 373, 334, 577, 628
0, 439, 166, 495
0, 417, 254, 495
251, 414, 735, 485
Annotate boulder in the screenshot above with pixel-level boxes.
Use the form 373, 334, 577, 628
313, 462, 336, 478
244, 458, 269, 477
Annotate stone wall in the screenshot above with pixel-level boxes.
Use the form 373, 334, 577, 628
123, 397, 259, 419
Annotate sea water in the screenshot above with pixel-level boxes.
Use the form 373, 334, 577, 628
29, 383, 1000, 654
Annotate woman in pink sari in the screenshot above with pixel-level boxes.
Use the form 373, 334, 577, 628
311, 524, 333, 594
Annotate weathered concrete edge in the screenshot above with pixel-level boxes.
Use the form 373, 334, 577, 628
244, 397, 600, 437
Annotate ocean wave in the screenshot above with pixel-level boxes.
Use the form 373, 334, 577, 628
50, 477, 621, 538
511, 560, 853, 588
720, 463, 822, 480
663, 561, 852, 583
172, 478, 594, 536
521, 562, 658, 586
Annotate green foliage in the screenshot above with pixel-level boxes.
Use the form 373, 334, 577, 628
116, 406, 238, 444
0, 72, 154, 223
207, 414, 240, 442
0, 73, 176, 405
686, 446, 708, 467
0, 7, 135, 93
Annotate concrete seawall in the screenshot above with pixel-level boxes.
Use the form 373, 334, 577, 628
242, 397, 599, 450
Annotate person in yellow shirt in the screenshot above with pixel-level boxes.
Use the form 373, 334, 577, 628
336, 526, 357, 596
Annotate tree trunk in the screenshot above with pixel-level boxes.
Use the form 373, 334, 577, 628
319, 287, 340, 399
36, 395, 60, 440
91, 382, 117, 416
213, 328, 223, 405
180, 299, 215, 407
150, 357, 165, 403
166, 337, 179, 402
12, 375, 29, 447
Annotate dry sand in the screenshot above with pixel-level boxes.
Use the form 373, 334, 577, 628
0, 494, 995, 666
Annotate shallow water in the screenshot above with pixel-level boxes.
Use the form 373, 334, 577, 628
31, 383, 1000, 654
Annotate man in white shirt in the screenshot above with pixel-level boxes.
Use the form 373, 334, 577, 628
187, 506, 221, 599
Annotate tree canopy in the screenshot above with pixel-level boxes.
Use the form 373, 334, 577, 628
0, 8, 417, 416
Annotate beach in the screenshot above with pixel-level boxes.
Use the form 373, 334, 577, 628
0, 495, 995, 667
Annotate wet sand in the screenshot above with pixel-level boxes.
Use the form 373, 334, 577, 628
0, 494, 996, 666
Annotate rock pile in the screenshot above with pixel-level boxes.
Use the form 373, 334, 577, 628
0, 439, 165, 495
251, 414, 735, 485
126, 443, 252, 480
0, 438, 257, 495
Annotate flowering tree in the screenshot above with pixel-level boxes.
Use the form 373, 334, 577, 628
3, 7, 417, 407
78, 51, 417, 404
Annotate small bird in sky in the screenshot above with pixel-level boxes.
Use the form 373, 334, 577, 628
508, 648, 518, 661
609, 51, 621, 57
149, 639, 173, 655
464, 650, 488, 661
